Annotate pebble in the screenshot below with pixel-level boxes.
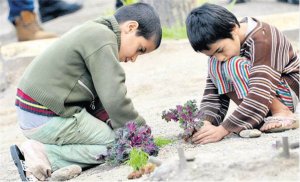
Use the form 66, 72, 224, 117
239, 129, 262, 138
50, 165, 82, 181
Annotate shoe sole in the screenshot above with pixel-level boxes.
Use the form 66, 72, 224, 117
10, 145, 27, 181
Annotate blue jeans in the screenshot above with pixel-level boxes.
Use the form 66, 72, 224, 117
7, 0, 34, 23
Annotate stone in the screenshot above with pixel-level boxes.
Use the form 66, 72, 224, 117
50, 165, 82, 181
239, 129, 262, 138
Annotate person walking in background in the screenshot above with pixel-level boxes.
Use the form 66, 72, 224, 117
115, 0, 124, 9
228, 0, 246, 3
228, 0, 299, 4
7, 0, 82, 41
115, 0, 126, 9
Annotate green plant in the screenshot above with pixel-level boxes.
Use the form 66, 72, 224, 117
162, 100, 204, 141
123, 0, 138, 5
96, 121, 158, 165
126, 148, 149, 171
154, 137, 173, 147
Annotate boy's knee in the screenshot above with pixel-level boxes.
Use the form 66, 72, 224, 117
228, 56, 248, 64
226, 56, 250, 71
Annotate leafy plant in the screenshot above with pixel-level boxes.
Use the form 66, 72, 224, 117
154, 137, 173, 147
96, 121, 159, 165
162, 100, 204, 141
125, 148, 149, 171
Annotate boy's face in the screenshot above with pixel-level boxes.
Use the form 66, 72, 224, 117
201, 32, 240, 62
119, 21, 156, 63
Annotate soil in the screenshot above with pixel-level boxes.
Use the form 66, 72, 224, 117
0, 39, 299, 181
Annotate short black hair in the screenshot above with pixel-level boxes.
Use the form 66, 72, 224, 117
186, 3, 239, 52
114, 3, 162, 49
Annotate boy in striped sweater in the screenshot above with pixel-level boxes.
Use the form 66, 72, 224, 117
185, 3, 299, 144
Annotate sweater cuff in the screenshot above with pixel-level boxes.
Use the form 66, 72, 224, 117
203, 115, 218, 125
221, 119, 244, 134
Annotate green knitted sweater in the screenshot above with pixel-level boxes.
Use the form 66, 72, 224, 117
18, 16, 145, 129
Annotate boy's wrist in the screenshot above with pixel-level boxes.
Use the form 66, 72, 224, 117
218, 125, 230, 136
203, 120, 212, 125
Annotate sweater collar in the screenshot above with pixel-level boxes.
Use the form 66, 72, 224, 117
240, 17, 261, 45
94, 16, 121, 50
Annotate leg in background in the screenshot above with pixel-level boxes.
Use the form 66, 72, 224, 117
7, 0, 57, 41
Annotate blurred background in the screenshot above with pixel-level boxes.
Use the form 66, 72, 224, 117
0, 0, 299, 44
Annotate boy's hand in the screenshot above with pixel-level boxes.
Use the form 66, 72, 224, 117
192, 121, 229, 144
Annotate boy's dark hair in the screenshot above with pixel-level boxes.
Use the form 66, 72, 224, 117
186, 3, 240, 52
114, 3, 162, 48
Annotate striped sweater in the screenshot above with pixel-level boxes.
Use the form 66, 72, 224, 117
200, 18, 299, 133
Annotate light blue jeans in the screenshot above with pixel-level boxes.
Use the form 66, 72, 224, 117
22, 108, 115, 171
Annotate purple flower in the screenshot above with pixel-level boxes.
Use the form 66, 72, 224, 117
162, 109, 178, 122
131, 135, 142, 147
143, 142, 159, 156
161, 100, 204, 140
126, 121, 137, 134
98, 121, 159, 165
176, 105, 183, 113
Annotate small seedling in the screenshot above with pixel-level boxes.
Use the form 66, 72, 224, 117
154, 137, 173, 147
126, 148, 149, 171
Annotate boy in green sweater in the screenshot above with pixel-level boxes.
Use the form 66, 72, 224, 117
10, 3, 162, 181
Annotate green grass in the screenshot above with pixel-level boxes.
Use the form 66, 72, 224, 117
161, 0, 237, 40
197, 0, 217, 4
154, 137, 173, 147
227, 0, 237, 10
162, 26, 187, 39
123, 0, 138, 5
104, 9, 114, 16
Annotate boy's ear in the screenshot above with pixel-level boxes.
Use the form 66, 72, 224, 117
232, 24, 239, 34
124, 21, 139, 33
